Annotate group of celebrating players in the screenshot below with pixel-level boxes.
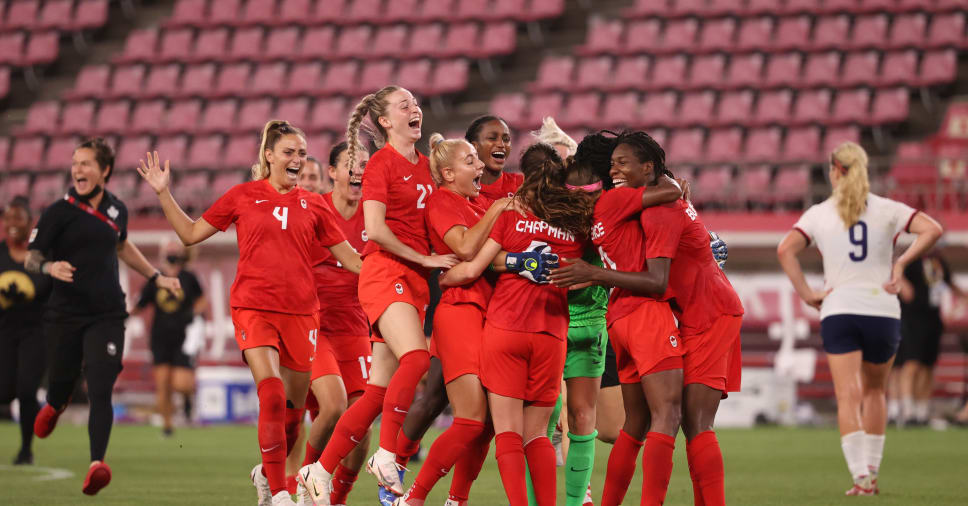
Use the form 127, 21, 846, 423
13, 81, 945, 506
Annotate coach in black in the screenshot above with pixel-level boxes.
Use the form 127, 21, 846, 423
24, 138, 181, 496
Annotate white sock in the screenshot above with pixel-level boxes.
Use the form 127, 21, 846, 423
887, 399, 900, 420
841, 431, 868, 480
865, 433, 885, 475
915, 400, 930, 421
901, 397, 915, 420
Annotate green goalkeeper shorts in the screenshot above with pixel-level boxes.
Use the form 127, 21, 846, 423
564, 322, 608, 380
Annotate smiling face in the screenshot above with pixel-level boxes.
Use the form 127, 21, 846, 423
441, 142, 485, 198
71, 147, 110, 196
471, 119, 512, 173
378, 89, 422, 145
297, 159, 325, 194
609, 143, 655, 189
2, 205, 30, 244
330, 148, 368, 201
265, 134, 308, 191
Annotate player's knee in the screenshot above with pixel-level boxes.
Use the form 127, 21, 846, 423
568, 407, 597, 434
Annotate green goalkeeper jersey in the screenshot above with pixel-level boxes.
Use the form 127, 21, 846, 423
567, 247, 609, 327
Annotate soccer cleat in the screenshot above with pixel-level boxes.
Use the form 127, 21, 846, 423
34, 404, 65, 438
296, 479, 314, 506
271, 490, 298, 505
583, 483, 594, 506
13, 449, 33, 465
251, 464, 273, 506
845, 475, 875, 496
297, 462, 333, 506
378, 485, 396, 506
443, 500, 462, 506
868, 467, 880, 495
367, 448, 407, 496
82, 461, 111, 495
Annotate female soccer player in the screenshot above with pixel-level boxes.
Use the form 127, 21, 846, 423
468, 115, 522, 200
295, 141, 373, 506
777, 141, 942, 496
132, 239, 206, 437
0, 196, 51, 466
139, 120, 362, 506
300, 86, 457, 506
27, 138, 182, 496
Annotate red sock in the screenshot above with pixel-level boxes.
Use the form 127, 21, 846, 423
395, 429, 421, 467
380, 350, 430, 452
330, 464, 360, 505
285, 406, 303, 456
319, 384, 385, 472
601, 430, 644, 506
407, 418, 485, 501
256, 378, 287, 495
305, 389, 319, 422
449, 424, 493, 502
495, 431, 527, 506
687, 431, 725, 506
641, 432, 675, 506
302, 440, 323, 468
524, 436, 557, 506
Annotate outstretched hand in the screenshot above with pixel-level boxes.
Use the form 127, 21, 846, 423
136, 151, 171, 195
549, 257, 598, 287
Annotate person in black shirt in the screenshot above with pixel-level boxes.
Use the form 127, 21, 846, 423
131, 239, 206, 437
24, 138, 181, 496
0, 196, 52, 465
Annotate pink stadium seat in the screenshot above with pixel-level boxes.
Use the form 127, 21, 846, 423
438, 23, 479, 59
108, 172, 140, 204
167, 0, 206, 28
764, 53, 802, 88
359, 60, 397, 93
249, 63, 288, 97
650, 55, 688, 90
559, 92, 601, 129
114, 29, 158, 64
67, 64, 110, 100
206, 0, 242, 28
298, 27, 335, 61
23, 31, 59, 66
486, 0, 527, 22
526, 93, 565, 128
308, 97, 349, 133
199, 99, 238, 133
228, 27, 264, 62
736, 164, 773, 206
744, 127, 782, 161
455, 0, 488, 21
236, 98, 273, 134
783, 127, 822, 161
318, 60, 359, 95
724, 53, 764, 89
275, 98, 310, 128
0, 33, 24, 66
172, 170, 211, 210
830, 89, 871, 124
474, 21, 515, 57
59, 101, 96, 135
802, 52, 841, 87
792, 89, 833, 125
143, 64, 181, 99
240, 0, 276, 27
178, 63, 216, 98
688, 54, 726, 90
744, 0, 781, 15
895, 0, 929, 11
348, 0, 383, 24
39, 0, 73, 31
692, 165, 733, 206
580, 17, 624, 56
279, 0, 313, 26
926, 12, 966, 48
774, 166, 810, 206
660, 19, 699, 53
716, 90, 754, 127
432, 59, 469, 95
530, 55, 575, 92
19, 101, 60, 135
397, 59, 433, 96
774, 16, 812, 51
821, 0, 864, 14
840, 51, 880, 87
626, 0, 669, 18
94, 101, 131, 135
335, 25, 372, 59
851, 14, 889, 49
108, 65, 146, 99
0, 176, 32, 209
191, 28, 229, 63
4, 0, 39, 30
524, 0, 565, 21
823, 125, 861, 153
130, 100, 167, 134
158, 29, 194, 63
868, 88, 909, 124
707, 0, 745, 16
491, 93, 528, 128
878, 50, 918, 86
212, 171, 247, 195
935, 0, 967, 12
782, 0, 821, 14
312, 0, 348, 24
677, 91, 716, 127
699, 18, 736, 52
669, 0, 707, 17
186, 135, 223, 169
418, 0, 454, 23
213, 63, 251, 98
606, 56, 650, 92
116, 136, 152, 170
10, 138, 44, 171
573, 56, 612, 92
706, 128, 743, 161
754, 89, 794, 126
735, 17, 773, 52
624, 19, 661, 55
408, 24, 444, 58
638, 91, 678, 128
223, 135, 258, 169
283, 61, 324, 97
601, 92, 640, 128
666, 129, 705, 163
917, 49, 957, 86
156, 136, 189, 167
889, 13, 926, 48
31, 174, 68, 204
264, 28, 301, 61
370, 26, 408, 59
383, 0, 420, 23
162, 100, 202, 135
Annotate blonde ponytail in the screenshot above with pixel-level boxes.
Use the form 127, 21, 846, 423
345, 85, 402, 173
427, 132, 470, 185
831, 141, 870, 228
532, 116, 577, 157
252, 119, 306, 181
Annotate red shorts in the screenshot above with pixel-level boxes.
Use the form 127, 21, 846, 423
357, 251, 429, 343
309, 334, 372, 398
683, 314, 743, 395
607, 300, 683, 384
480, 323, 566, 406
431, 303, 484, 384
232, 308, 318, 372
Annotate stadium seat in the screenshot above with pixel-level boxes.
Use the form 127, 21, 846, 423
186, 135, 223, 169
172, 170, 212, 210
249, 63, 288, 97
888, 13, 927, 49
638, 91, 678, 128
774, 16, 811, 51
670, 0, 707, 17
115, 136, 153, 170
823, 125, 861, 153
264, 28, 301, 61
626, 0, 669, 18
31, 174, 67, 207
793, 89, 834, 125
236, 98, 273, 134
94, 101, 131, 135
917, 49, 957, 86
240, 0, 276, 27
0, 32, 24, 66
744, 127, 783, 161
850, 14, 889, 49
75, 0, 108, 31
764, 53, 802, 88
579, 17, 624, 56
199, 99, 238, 134
383, 0, 420, 23
812, 15, 851, 50
735, 17, 774, 52
802, 52, 842, 88
318, 60, 359, 95
335, 25, 373, 59
191, 28, 229, 62
167, 0, 207, 28
298, 27, 336, 61
857, 0, 897, 13
559, 93, 601, 129
312, 0, 348, 24
773, 165, 810, 207
650, 55, 688, 91
783, 0, 822, 14
840, 51, 880, 87
307, 133, 334, 162
130, 100, 167, 134
4, 0, 39, 30
926, 12, 965, 48
207, 0, 242, 28
623, 19, 661, 55
59, 101, 96, 135
573, 56, 612, 92
408, 24, 443, 59
308, 97, 349, 133
486, 0, 528, 22
725, 53, 764, 89
370, 26, 408, 59
490, 92, 528, 128
156, 136, 189, 168
228, 27, 264, 62
417, 0, 454, 23
10, 137, 44, 171
716, 90, 755, 127
692, 165, 733, 206
432, 59, 469, 95
783, 127, 822, 161
38, 0, 73, 31
108, 172, 141, 205
474, 21, 515, 57
705, 128, 743, 161
40, 137, 76, 172
829, 88, 871, 125
114, 29, 158, 64
438, 23, 479, 59
0, 175, 31, 210
666, 128, 705, 163
158, 29, 194, 63
735, 164, 773, 207
677, 91, 717, 127
530, 55, 575, 92
106, 65, 146, 99
283, 61, 324, 97
396, 59, 433, 96
744, 0, 782, 15
660, 19, 699, 53
178, 63, 217, 98
753, 89, 794, 126
213, 63, 251, 98
162, 100, 202, 135
601, 92, 640, 129
279, 0, 313, 26
878, 50, 918, 86
18, 101, 60, 135
143, 64, 181, 99
222, 135, 258, 169
455, 0, 488, 21
526, 93, 564, 128
699, 18, 736, 52
275, 98, 311, 128
707, 0, 745, 16
688, 54, 726, 90
868, 88, 909, 124
525, 0, 565, 21
359, 60, 397, 94
23, 31, 58, 66
606, 56, 650, 92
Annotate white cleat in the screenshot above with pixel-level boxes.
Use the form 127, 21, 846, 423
251, 464, 272, 506
444, 500, 461, 506
271, 490, 298, 505
295, 479, 314, 506
583, 483, 594, 506
367, 448, 406, 496
297, 462, 333, 506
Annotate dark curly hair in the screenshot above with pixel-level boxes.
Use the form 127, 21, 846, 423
514, 143, 594, 238
573, 130, 619, 190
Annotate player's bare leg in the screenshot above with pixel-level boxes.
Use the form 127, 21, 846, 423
828, 351, 875, 495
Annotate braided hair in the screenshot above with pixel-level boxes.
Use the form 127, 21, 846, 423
345, 85, 401, 173
614, 130, 675, 181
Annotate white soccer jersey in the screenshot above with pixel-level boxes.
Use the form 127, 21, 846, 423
794, 193, 917, 320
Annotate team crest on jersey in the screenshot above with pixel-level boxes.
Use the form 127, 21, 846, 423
106, 342, 117, 356
300, 199, 307, 209
669, 335, 678, 348
394, 283, 404, 295
107, 205, 119, 219
361, 230, 368, 242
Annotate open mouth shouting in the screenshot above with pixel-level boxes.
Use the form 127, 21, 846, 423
408, 116, 421, 133
490, 150, 507, 167
472, 175, 482, 191
611, 178, 627, 188
285, 165, 300, 180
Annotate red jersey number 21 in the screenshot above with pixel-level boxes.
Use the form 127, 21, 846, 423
416, 184, 432, 209
273, 206, 288, 230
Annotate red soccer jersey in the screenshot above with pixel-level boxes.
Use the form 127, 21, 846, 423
486, 210, 584, 340
592, 187, 671, 325
426, 187, 494, 309
640, 199, 744, 335
203, 180, 347, 315
360, 144, 434, 257
312, 192, 368, 306
478, 171, 524, 200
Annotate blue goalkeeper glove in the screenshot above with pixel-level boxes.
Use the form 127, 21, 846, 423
709, 231, 727, 270
505, 245, 560, 284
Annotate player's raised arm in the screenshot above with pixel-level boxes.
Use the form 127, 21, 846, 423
137, 151, 218, 246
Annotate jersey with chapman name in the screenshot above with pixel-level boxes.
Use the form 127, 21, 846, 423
360, 144, 434, 257
426, 187, 494, 309
592, 187, 671, 326
486, 210, 584, 340
478, 171, 524, 200
312, 192, 367, 307
794, 193, 917, 320
202, 179, 347, 316
641, 200, 744, 336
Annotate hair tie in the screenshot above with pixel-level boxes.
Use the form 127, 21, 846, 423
832, 158, 849, 175
566, 181, 603, 192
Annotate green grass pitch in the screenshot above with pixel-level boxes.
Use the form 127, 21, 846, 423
2, 423, 967, 504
